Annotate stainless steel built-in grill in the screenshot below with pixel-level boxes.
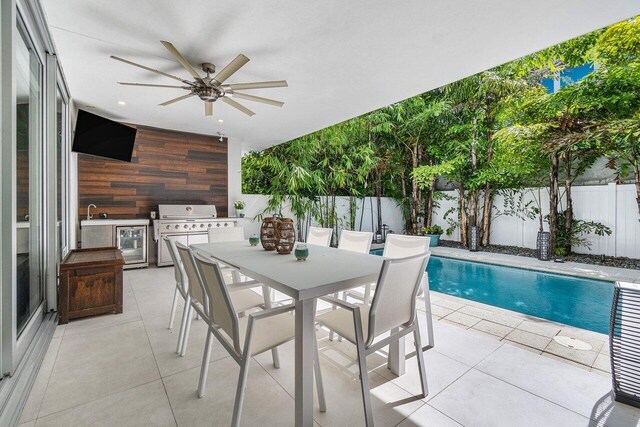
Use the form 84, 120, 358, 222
153, 204, 237, 266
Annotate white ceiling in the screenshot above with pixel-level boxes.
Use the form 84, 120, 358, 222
42, 0, 639, 150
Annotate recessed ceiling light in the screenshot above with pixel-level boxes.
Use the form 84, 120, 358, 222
117, 101, 126, 106
218, 119, 224, 123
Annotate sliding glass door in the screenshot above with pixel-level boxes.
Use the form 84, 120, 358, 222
15, 23, 44, 337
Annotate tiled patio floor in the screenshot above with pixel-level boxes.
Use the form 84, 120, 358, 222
18, 266, 640, 426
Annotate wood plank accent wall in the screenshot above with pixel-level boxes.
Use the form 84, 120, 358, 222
78, 126, 228, 219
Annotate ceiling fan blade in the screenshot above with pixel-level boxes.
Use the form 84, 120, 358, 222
205, 101, 213, 116
223, 80, 288, 90
213, 54, 250, 85
110, 55, 192, 84
159, 93, 196, 106
118, 82, 189, 89
160, 40, 203, 81
231, 92, 284, 107
221, 97, 255, 117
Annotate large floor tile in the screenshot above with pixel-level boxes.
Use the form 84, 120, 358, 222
588, 392, 640, 427
429, 369, 590, 427
397, 404, 462, 427
373, 349, 470, 402
35, 380, 175, 427
62, 290, 141, 337
144, 312, 230, 378
476, 344, 611, 418
39, 320, 160, 417
163, 357, 297, 427
428, 320, 502, 366
19, 338, 62, 423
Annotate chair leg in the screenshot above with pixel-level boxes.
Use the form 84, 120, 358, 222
422, 277, 435, 349
353, 312, 374, 426
232, 318, 256, 427
197, 329, 214, 397
261, 285, 281, 369
413, 322, 429, 398
176, 296, 190, 354
329, 292, 340, 341
180, 305, 193, 357
168, 286, 180, 329
313, 329, 327, 412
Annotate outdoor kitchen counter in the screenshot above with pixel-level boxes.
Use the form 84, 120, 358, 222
81, 219, 150, 227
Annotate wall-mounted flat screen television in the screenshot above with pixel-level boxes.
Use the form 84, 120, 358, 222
72, 110, 137, 162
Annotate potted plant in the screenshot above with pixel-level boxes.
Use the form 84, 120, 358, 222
423, 225, 443, 247
553, 246, 567, 263
233, 200, 246, 218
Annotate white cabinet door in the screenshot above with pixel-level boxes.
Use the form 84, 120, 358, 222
159, 234, 188, 266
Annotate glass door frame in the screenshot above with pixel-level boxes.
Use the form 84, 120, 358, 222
12, 7, 47, 367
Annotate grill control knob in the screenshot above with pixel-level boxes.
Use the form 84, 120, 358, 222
166, 225, 170, 230
208, 224, 212, 228
200, 224, 205, 228
183, 224, 189, 229
174, 225, 179, 229
216, 223, 221, 227
224, 223, 228, 227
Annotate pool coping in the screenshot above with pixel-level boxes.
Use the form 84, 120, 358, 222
429, 246, 639, 283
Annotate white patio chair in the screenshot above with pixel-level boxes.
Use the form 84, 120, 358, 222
306, 226, 333, 247
316, 252, 431, 426
338, 230, 373, 253
193, 252, 327, 427
175, 243, 267, 359
163, 237, 187, 337
329, 230, 373, 340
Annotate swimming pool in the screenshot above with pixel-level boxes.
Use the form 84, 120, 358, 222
370, 250, 614, 334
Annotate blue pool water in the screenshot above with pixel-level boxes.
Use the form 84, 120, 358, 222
370, 250, 614, 334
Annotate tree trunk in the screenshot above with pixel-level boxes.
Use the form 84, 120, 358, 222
459, 186, 468, 247
481, 188, 494, 246
410, 143, 419, 234
549, 152, 560, 250
425, 179, 436, 227
564, 150, 573, 253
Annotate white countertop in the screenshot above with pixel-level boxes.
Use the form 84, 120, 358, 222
81, 219, 150, 227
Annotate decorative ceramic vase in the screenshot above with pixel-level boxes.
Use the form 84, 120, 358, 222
249, 234, 260, 246
260, 217, 278, 251
294, 244, 309, 261
275, 218, 296, 254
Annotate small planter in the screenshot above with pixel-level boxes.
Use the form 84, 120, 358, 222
426, 234, 440, 247
236, 210, 245, 218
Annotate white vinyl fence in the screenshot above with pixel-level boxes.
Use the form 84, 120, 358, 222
236, 195, 405, 241
240, 184, 639, 258
431, 183, 640, 258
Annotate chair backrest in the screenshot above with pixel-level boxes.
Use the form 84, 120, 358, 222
338, 230, 373, 254
208, 226, 245, 243
175, 242, 206, 307
383, 234, 430, 259
193, 252, 242, 354
368, 252, 430, 346
306, 227, 333, 247
163, 236, 185, 287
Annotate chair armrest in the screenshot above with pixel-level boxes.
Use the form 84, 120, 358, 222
319, 295, 359, 311
249, 303, 295, 320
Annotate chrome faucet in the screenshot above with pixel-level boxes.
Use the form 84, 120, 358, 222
87, 204, 97, 220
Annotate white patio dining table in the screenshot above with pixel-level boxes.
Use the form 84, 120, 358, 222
191, 241, 408, 426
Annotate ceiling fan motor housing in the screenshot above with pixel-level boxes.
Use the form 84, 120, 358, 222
195, 86, 224, 101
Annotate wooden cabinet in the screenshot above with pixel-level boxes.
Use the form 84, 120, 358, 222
58, 247, 124, 324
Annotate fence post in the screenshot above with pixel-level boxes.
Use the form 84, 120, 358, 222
608, 182, 617, 257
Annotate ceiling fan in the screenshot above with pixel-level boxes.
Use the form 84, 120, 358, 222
111, 40, 287, 117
